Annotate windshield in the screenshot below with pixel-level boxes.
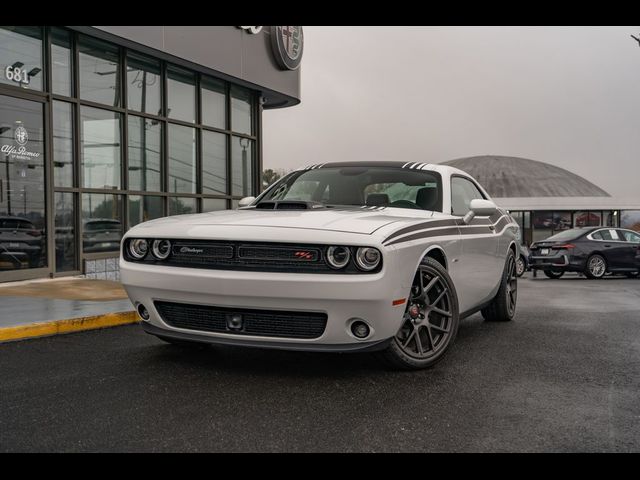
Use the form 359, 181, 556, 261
257, 167, 442, 211
545, 228, 586, 241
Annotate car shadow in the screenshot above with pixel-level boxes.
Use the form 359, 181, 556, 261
138, 325, 483, 380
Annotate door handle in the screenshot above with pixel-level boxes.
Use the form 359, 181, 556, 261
604, 244, 611, 248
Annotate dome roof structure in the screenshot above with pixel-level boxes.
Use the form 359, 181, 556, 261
440, 156, 610, 198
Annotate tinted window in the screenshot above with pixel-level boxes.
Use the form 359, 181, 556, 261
127, 53, 161, 115
167, 66, 195, 123
620, 230, 640, 243
78, 36, 120, 107
451, 176, 485, 215
0, 27, 43, 91
599, 230, 614, 241
591, 231, 602, 240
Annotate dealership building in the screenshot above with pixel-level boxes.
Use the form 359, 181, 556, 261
442, 156, 640, 245
0, 25, 301, 282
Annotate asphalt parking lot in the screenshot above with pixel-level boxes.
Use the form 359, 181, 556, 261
1, 274, 639, 452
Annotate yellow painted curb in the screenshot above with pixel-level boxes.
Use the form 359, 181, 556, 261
0, 311, 139, 342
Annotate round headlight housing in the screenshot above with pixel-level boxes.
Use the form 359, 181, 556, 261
326, 246, 351, 269
355, 247, 381, 271
128, 239, 148, 260
152, 239, 172, 260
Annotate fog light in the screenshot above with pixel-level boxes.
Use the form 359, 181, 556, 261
351, 320, 370, 339
137, 304, 150, 321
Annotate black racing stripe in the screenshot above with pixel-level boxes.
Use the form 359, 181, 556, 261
384, 214, 511, 246
460, 226, 494, 235
386, 227, 461, 246
383, 219, 458, 244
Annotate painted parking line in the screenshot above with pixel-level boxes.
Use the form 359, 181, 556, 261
0, 311, 138, 343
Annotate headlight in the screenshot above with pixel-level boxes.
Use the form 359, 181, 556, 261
355, 247, 381, 271
151, 239, 172, 260
128, 239, 148, 260
326, 246, 351, 269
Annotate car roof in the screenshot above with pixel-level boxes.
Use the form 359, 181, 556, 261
295, 161, 469, 177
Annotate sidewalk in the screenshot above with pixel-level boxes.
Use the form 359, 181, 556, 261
0, 277, 137, 342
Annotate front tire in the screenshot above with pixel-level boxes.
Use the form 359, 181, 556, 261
481, 250, 517, 322
585, 254, 607, 279
380, 258, 460, 370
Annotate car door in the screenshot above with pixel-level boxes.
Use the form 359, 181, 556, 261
616, 229, 640, 268
450, 175, 502, 312
595, 229, 627, 269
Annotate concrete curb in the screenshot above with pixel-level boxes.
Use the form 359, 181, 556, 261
0, 311, 139, 343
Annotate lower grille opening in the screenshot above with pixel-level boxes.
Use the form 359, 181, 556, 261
154, 301, 327, 339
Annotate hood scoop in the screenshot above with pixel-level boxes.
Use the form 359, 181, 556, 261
255, 201, 326, 210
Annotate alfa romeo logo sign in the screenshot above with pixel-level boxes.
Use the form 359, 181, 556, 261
270, 26, 304, 70
14, 126, 28, 146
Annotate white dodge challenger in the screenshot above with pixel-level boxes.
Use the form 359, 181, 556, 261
120, 162, 519, 369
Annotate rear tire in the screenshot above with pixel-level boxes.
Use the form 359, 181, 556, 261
543, 269, 565, 279
380, 258, 460, 370
481, 250, 517, 322
584, 254, 607, 279
515, 256, 526, 277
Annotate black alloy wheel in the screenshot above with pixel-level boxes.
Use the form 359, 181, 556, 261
585, 254, 607, 279
381, 258, 459, 370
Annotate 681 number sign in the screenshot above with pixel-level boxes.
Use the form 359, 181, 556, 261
4, 65, 31, 85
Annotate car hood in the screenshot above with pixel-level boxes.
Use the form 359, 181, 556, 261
132, 208, 434, 235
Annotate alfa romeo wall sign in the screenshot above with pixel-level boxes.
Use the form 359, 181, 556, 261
270, 26, 304, 71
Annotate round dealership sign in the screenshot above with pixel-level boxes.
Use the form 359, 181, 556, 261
270, 26, 304, 70
14, 125, 28, 146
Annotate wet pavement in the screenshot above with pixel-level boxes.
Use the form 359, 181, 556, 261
0, 274, 639, 452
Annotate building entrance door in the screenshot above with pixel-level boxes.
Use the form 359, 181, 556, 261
0, 93, 49, 281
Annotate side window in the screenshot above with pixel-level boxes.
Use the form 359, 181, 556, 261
451, 176, 485, 216
599, 230, 613, 241
591, 231, 603, 240
620, 230, 640, 243
609, 229, 620, 240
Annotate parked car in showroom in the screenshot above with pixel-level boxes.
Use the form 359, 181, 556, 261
83, 219, 122, 254
0, 215, 44, 269
529, 227, 640, 279
120, 162, 520, 370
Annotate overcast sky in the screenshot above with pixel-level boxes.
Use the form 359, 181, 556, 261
263, 26, 640, 197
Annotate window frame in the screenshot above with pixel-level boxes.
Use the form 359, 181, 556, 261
450, 174, 487, 216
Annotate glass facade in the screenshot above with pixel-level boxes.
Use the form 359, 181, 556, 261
0, 26, 260, 281
512, 210, 622, 246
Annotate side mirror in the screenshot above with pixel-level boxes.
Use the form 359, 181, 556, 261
463, 199, 497, 224
238, 196, 256, 208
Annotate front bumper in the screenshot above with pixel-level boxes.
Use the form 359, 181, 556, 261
120, 257, 410, 350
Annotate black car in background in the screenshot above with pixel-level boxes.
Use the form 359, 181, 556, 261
82, 219, 122, 254
529, 227, 640, 279
0, 216, 44, 269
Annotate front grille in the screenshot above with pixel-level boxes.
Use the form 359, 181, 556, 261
123, 240, 382, 274
154, 301, 327, 339
133, 240, 365, 273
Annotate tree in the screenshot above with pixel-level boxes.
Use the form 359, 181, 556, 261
262, 168, 287, 188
